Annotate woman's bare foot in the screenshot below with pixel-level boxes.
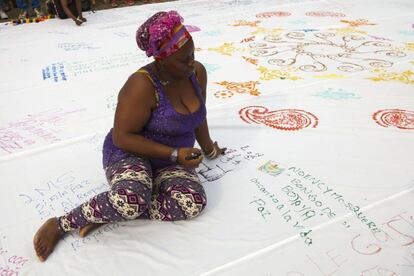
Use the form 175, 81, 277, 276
79, 223, 103, 238
33, 218, 63, 262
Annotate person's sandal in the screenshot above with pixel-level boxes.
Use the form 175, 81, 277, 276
111, 0, 118, 7
125, 0, 134, 5
77, 15, 87, 22
74, 17, 83, 25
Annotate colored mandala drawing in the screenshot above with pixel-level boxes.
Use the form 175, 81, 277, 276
239, 106, 318, 131
231, 20, 261, 27
340, 19, 376, 27
215, 81, 260, 96
306, 11, 346, 18
251, 27, 284, 36
368, 69, 414, 85
312, 88, 361, 100
313, 74, 348, 79
257, 66, 301, 81
258, 160, 286, 177
373, 109, 414, 130
256, 11, 291, 18
248, 32, 406, 74
242, 56, 258, 66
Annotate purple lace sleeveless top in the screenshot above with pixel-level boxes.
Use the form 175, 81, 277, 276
103, 65, 207, 169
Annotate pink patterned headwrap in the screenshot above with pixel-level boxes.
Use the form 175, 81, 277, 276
136, 11, 192, 59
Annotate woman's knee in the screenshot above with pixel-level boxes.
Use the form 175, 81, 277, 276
108, 185, 151, 220
170, 184, 207, 219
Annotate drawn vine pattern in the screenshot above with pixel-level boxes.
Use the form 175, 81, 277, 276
248, 31, 407, 73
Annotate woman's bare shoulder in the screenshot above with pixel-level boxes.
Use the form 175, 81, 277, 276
117, 70, 156, 105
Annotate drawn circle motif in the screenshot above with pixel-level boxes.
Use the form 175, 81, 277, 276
305, 11, 346, 17
373, 109, 414, 130
239, 106, 318, 131
256, 11, 291, 18
214, 90, 234, 99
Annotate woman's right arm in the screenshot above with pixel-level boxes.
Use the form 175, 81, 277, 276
112, 72, 175, 160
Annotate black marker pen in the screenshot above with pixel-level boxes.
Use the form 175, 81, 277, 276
185, 152, 202, 160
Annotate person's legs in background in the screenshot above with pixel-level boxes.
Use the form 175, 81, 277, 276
0, 0, 9, 19
15, 0, 43, 19
15, 0, 27, 19
31, 0, 43, 18
74, 0, 86, 22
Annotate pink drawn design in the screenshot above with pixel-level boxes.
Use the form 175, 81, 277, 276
305, 11, 346, 18
256, 11, 291, 18
373, 109, 414, 130
239, 106, 318, 131
185, 25, 201, 33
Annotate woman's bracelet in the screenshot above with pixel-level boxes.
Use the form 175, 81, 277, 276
204, 143, 218, 159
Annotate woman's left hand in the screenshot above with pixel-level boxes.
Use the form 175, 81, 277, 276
204, 141, 226, 159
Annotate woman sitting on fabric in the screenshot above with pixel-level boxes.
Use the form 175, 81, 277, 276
33, 10, 226, 262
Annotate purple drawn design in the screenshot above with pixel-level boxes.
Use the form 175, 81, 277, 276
185, 25, 201, 33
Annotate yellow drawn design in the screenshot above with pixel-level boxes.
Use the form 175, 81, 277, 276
251, 27, 284, 36
208, 43, 248, 56
313, 74, 348, 79
405, 43, 414, 51
214, 81, 260, 96
214, 90, 234, 99
368, 69, 414, 85
208, 43, 237, 56
257, 66, 301, 81
328, 27, 367, 35
231, 20, 261, 27
242, 56, 258, 66
340, 19, 376, 27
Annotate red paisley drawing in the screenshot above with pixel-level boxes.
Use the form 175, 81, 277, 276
305, 11, 346, 17
373, 109, 414, 130
239, 106, 318, 131
256, 11, 291, 18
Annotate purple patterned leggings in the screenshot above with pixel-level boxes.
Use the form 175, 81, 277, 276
57, 155, 207, 232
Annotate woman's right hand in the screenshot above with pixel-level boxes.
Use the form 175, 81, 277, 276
177, 148, 203, 168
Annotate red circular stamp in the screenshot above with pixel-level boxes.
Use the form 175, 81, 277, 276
256, 11, 291, 18
373, 109, 414, 130
239, 106, 318, 131
305, 11, 346, 17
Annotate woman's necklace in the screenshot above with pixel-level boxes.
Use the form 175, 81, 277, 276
159, 78, 170, 86
155, 62, 171, 86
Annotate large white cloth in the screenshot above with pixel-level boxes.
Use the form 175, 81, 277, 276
0, 0, 413, 275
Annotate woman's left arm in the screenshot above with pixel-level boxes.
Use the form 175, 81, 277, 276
194, 61, 226, 158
